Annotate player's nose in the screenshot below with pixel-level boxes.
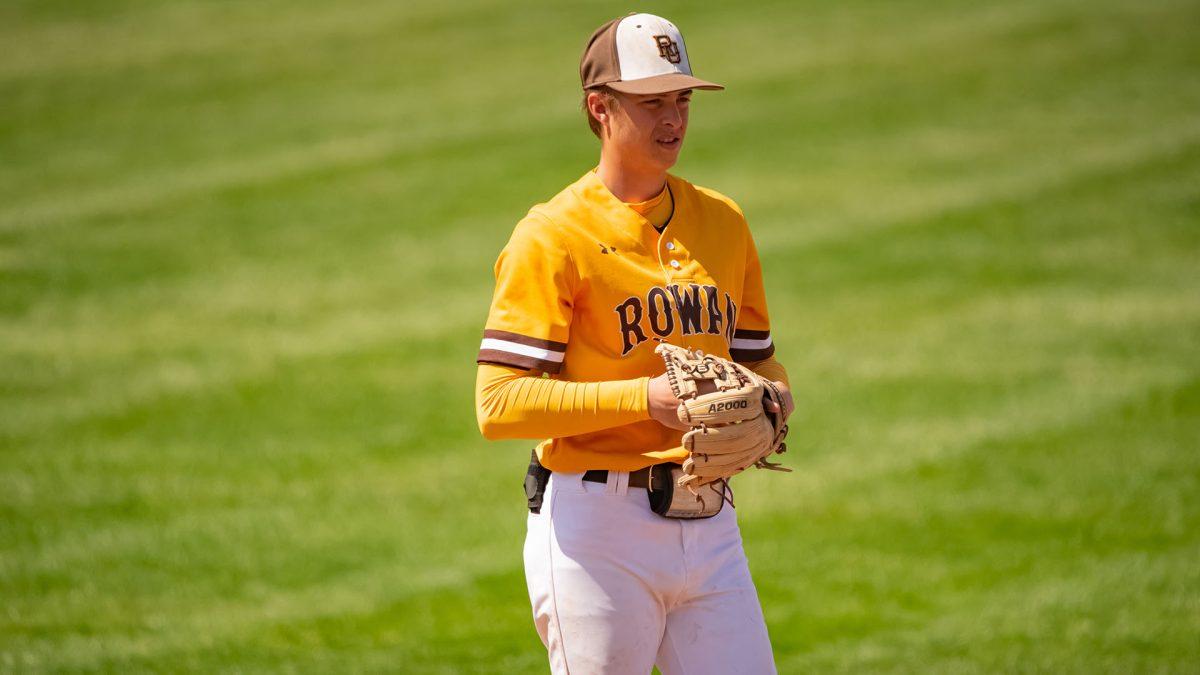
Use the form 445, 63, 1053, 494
662, 103, 683, 128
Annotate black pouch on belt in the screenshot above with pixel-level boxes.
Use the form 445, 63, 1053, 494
524, 449, 551, 514
646, 464, 729, 519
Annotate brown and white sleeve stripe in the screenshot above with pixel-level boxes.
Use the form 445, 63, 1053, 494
729, 328, 774, 362
476, 329, 567, 373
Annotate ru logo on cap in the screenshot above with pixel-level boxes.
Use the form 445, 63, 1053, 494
653, 35, 682, 64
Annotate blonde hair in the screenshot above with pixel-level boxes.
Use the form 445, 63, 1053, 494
582, 86, 619, 139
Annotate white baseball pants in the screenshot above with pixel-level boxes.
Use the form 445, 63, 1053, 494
523, 470, 777, 675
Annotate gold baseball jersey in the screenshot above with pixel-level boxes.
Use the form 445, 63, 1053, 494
477, 169, 778, 472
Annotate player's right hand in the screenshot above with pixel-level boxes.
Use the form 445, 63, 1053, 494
647, 373, 692, 431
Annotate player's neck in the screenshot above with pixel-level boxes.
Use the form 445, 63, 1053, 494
595, 153, 668, 204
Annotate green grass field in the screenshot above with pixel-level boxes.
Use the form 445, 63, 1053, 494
3, 0, 1199, 671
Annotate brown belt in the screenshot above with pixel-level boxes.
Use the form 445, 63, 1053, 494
582, 466, 654, 489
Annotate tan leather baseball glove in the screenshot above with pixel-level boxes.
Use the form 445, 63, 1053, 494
655, 343, 791, 492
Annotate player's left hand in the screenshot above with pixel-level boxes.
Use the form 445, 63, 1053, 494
763, 381, 794, 419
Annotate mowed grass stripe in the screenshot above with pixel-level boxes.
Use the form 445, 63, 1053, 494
763, 139, 1200, 341
0, 0, 584, 219
781, 548, 1200, 674
0, 1, 505, 78
7, 0, 1190, 226
761, 378, 1200, 672
0, 104, 579, 232
747, 142, 1199, 499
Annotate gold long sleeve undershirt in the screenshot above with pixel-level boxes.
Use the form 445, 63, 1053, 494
475, 357, 790, 441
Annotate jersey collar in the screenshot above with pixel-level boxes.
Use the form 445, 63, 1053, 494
574, 169, 687, 244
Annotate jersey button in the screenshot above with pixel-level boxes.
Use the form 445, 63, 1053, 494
670, 260, 681, 269
666, 242, 675, 250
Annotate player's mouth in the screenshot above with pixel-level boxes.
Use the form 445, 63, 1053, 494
656, 136, 681, 149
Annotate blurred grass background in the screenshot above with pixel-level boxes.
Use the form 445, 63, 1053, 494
2, 0, 1199, 672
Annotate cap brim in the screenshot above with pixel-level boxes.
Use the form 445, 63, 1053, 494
607, 73, 724, 95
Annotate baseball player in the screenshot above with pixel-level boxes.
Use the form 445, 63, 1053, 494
475, 12, 794, 674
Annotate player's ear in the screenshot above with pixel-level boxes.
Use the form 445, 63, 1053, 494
588, 91, 604, 123
586, 91, 609, 126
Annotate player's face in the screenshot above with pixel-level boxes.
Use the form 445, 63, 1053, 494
607, 89, 692, 171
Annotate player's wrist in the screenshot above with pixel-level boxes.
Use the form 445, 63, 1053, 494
635, 376, 652, 418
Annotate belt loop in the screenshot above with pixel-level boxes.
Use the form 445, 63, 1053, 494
605, 470, 629, 496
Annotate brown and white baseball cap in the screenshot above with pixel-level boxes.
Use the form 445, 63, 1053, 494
580, 13, 724, 95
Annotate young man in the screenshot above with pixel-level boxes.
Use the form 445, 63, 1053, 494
475, 12, 793, 674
